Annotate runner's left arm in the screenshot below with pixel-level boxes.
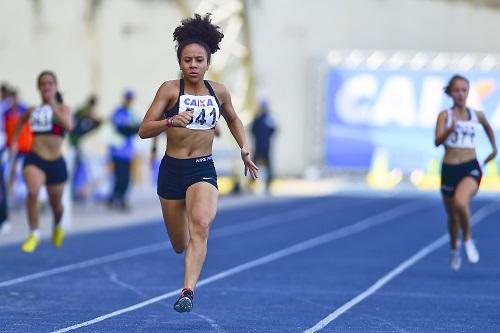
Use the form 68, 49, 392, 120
218, 84, 258, 179
477, 111, 497, 165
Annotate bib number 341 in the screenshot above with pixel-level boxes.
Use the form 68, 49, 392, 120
188, 108, 218, 126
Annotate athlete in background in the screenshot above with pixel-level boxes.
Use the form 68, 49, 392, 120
434, 74, 497, 271
11, 71, 73, 253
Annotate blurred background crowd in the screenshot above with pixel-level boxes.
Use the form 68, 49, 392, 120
1, 0, 500, 234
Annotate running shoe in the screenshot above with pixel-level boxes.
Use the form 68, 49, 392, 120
52, 227, 65, 248
174, 288, 194, 313
464, 239, 479, 264
21, 234, 40, 253
449, 250, 461, 271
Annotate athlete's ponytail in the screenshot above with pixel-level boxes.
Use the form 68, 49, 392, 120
55, 91, 64, 104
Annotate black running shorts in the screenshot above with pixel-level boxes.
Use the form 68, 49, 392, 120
157, 154, 218, 200
441, 159, 482, 197
23, 152, 68, 185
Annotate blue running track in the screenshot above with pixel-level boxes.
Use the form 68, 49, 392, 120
1, 194, 499, 332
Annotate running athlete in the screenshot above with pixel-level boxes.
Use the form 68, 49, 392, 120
434, 74, 497, 271
10, 71, 73, 253
139, 13, 258, 312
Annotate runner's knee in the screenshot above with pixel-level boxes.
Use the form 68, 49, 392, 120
172, 242, 187, 254
190, 215, 211, 240
453, 198, 468, 214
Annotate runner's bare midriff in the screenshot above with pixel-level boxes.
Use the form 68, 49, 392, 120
165, 128, 215, 158
31, 135, 64, 160
443, 147, 476, 165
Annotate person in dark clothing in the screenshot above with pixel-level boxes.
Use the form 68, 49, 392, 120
0, 84, 12, 233
108, 90, 139, 211
251, 100, 276, 192
70, 95, 101, 201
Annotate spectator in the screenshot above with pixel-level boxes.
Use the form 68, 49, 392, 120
251, 100, 277, 193
107, 90, 139, 211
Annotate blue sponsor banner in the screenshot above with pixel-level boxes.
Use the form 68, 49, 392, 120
325, 68, 500, 171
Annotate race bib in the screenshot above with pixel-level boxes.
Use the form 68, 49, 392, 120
446, 121, 477, 148
179, 95, 220, 130
30, 105, 53, 132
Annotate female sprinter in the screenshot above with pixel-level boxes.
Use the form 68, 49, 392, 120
139, 13, 258, 312
11, 71, 73, 253
434, 74, 497, 271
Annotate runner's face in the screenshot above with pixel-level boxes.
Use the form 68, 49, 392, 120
179, 43, 209, 83
449, 79, 469, 107
38, 74, 57, 103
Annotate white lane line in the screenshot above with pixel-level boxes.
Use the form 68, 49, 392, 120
50, 202, 424, 333
103, 266, 227, 333
210, 200, 355, 238
0, 199, 367, 288
191, 312, 227, 333
0, 243, 168, 288
303, 202, 500, 333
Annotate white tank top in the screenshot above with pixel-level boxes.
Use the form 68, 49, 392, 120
444, 108, 479, 149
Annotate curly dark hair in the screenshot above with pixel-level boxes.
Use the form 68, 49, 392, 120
173, 13, 224, 63
444, 74, 469, 96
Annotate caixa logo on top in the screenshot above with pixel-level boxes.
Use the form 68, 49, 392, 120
324, 69, 500, 170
